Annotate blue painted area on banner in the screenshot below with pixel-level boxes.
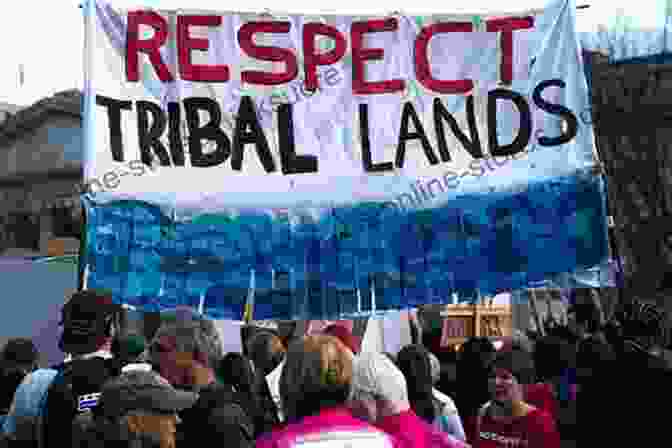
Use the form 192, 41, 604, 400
82, 170, 610, 320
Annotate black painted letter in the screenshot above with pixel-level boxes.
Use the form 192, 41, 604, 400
136, 101, 171, 166
184, 97, 231, 167
532, 79, 578, 146
359, 103, 393, 172
488, 89, 532, 157
434, 96, 483, 161
395, 102, 438, 169
167, 102, 185, 166
96, 95, 132, 162
232, 96, 276, 173
278, 103, 318, 174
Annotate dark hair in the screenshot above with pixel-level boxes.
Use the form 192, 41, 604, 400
0, 367, 29, 413
218, 353, 267, 437
218, 353, 255, 395
569, 303, 602, 333
455, 337, 498, 417
459, 337, 497, 365
545, 325, 580, 344
59, 290, 123, 355
1, 338, 38, 366
247, 331, 285, 377
534, 335, 575, 381
493, 343, 536, 385
615, 299, 668, 349
576, 337, 616, 377
0, 338, 39, 412
280, 336, 352, 423
112, 335, 148, 366
396, 344, 436, 424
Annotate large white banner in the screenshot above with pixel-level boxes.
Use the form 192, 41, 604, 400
81, 0, 610, 320
85, 0, 594, 211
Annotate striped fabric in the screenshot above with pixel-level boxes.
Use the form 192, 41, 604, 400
76, 393, 101, 412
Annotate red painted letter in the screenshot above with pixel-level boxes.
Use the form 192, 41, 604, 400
415, 22, 474, 94
238, 22, 298, 85
351, 18, 405, 95
177, 15, 229, 82
126, 11, 172, 82
303, 23, 347, 91
486, 16, 534, 85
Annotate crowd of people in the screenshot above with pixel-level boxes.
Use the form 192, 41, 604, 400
0, 289, 669, 448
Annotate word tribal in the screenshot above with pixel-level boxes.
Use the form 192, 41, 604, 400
96, 79, 577, 175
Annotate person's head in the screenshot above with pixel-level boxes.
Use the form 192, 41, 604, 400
534, 335, 575, 382
487, 343, 535, 406
568, 302, 602, 337
1, 338, 39, 371
112, 335, 148, 366
350, 352, 409, 423
459, 337, 497, 371
456, 337, 497, 413
247, 331, 286, 377
280, 335, 353, 423
615, 298, 668, 352
149, 314, 223, 390
575, 337, 616, 386
545, 324, 581, 346
428, 351, 441, 385
396, 344, 436, 424
322, 324, 361, 356
95, 370, 198, 448
59, 290, 124, 356
0, 338, 39, 411
218, 353, 255, 395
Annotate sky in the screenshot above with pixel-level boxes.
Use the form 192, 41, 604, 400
0, 0, 667, 106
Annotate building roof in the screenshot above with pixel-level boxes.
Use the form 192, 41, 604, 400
0, 102, 22, 115
0, 90, 81, 145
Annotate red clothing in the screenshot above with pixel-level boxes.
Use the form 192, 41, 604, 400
471, 408, 560, 448
376, 410, 469, 448
463, 417, 478, 446
255, 407, 400, 448
524, 384, 557, 421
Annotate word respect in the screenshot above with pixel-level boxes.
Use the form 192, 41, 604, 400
127, 12, 533, 92
99, 11, 583, 177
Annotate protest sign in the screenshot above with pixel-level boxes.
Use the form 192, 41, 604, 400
82, 0, 610, 320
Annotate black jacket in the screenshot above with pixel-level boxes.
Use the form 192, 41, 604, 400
177, 384, 255, 448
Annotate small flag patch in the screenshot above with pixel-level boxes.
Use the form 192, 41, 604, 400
77, 393, 101, 412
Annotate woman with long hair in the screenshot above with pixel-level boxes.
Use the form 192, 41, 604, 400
256, 335, 401, 448
246, 331, 286, 432
396, 345, 436, 424
219, 353, 256, 395
218, 352, 267, 438
397, 345, 465, 441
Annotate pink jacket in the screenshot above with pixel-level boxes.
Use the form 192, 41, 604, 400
256, 407, 401, 448
376, 410, 470, 448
